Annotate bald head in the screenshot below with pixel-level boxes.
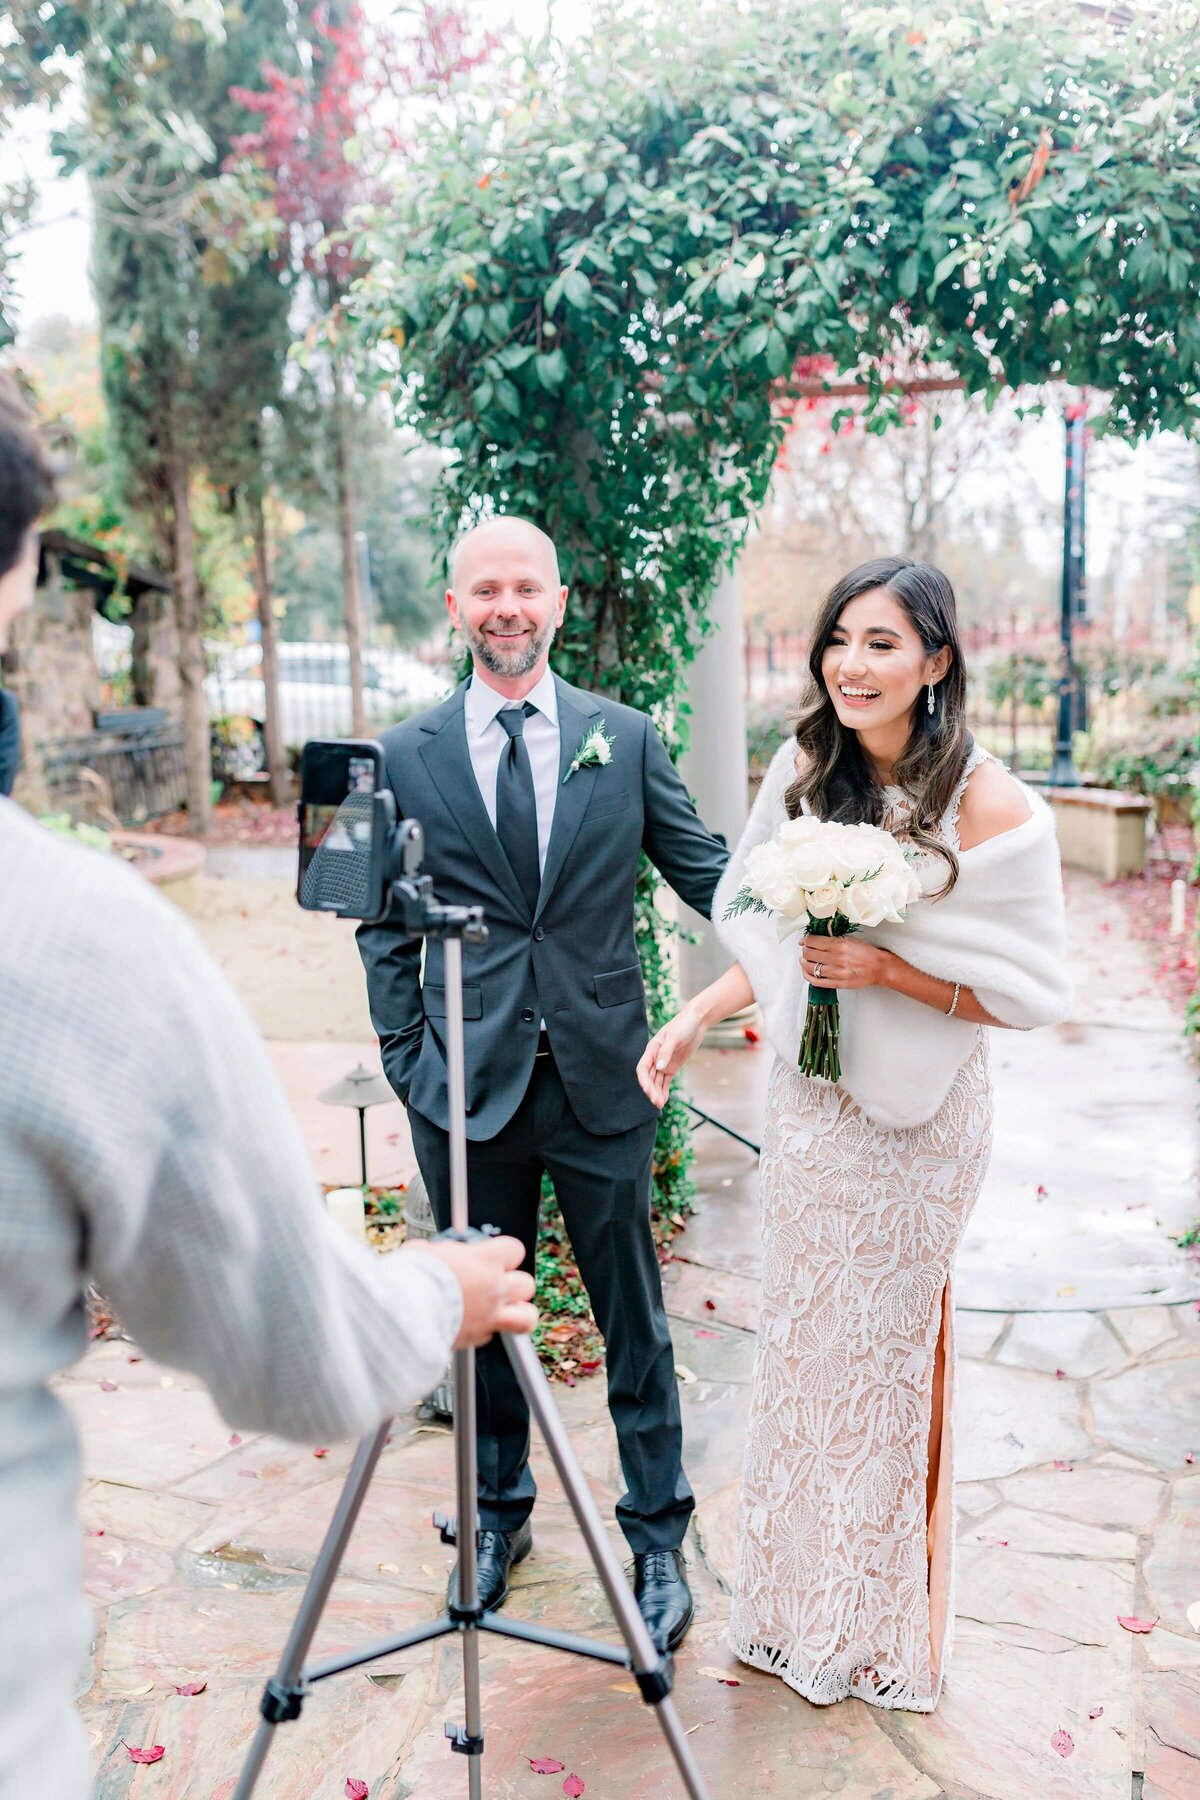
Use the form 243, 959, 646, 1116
446, 514, 568, 695
449, 515, 561, 592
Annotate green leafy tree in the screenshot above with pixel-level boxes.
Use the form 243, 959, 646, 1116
345, 0, 1200, 1211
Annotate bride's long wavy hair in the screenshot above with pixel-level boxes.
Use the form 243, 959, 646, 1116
784, 556, 972, 894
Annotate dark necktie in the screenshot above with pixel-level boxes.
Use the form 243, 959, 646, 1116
495, 702, 540, 913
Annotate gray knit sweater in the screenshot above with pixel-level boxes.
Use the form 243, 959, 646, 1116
0, 800, 461, 1798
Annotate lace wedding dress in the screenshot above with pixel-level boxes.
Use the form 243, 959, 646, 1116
727, 746, 995, 1712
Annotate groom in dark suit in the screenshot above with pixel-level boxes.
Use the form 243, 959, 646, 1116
357, 516, 729, 1651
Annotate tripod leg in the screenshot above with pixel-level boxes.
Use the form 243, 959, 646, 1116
503, 1335, 710, 1800
232, 1419, 392, 1800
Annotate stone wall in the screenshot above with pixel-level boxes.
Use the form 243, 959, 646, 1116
2, 553, 179, 814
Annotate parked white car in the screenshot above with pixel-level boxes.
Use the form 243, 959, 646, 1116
205, 641, 452, 748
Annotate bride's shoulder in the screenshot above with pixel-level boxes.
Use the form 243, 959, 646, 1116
956, 755, 1032, 851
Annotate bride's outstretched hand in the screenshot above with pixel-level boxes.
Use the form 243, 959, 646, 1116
636, 1003, 707, 1109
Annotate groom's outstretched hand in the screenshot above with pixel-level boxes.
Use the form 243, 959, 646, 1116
403, 1235, 537, 1347
637, 1002, 708, 1110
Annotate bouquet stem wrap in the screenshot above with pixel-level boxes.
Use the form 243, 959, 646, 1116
799, 917, 856, 1083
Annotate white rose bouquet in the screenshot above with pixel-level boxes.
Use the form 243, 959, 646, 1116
723, 816, 921, 1082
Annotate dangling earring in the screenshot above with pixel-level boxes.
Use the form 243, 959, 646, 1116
927, 679, 936, 716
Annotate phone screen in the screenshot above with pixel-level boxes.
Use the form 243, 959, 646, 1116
298, 741, 384, 915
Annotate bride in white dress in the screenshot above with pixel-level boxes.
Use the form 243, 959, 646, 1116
638, 558, 1069, 1712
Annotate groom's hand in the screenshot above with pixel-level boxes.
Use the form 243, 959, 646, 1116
636, 1002, 707, 1109
403, 1235, 537, 1346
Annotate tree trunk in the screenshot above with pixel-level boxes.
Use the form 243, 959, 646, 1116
249, 491, 290, 805
332, 348, 366, 737
168, 441, 211, 835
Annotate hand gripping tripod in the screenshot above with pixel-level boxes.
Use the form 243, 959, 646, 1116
234, 835, 710, 1799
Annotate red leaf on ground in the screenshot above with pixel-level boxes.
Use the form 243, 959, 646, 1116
99, 1379, 118, 1392
345, 1780, 369, 1799
704, 1299, 717, 1312
1089, 1706, 1104, 1720
1036, 1184, 1048, 1198
228, 1434, 242, 1447
1117, 1615, 1158, 1634
527, 1757, 566, 1774
127, 1354, 142, 1363
579, 1358, 601, 1371
976, 1535, 1009, 1548
563, 1778, 585, 1798
1187, 1453, 1196, 1465
174, 1679, 207, 1696
124, 1744, 165, 1765
1053, 1460, 1073, 1471
1051, 1728, 1074, 1757
313, 1446, 329, 1458
696, 1329, 720, 1339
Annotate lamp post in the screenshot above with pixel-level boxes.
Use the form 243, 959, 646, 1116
317, 1063, 396, 1187
1051, 401, 1088, 786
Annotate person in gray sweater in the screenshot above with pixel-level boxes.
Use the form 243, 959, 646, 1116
0, 374, 536, 1800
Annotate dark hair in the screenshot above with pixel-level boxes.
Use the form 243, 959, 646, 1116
785, 556, 971, 893
0, 372, 56, 580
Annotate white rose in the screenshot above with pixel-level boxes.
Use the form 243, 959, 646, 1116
782, 840, 835, 890
840, 880, 893, 928
776, 815, 824, 844
805, 883, 841, 920
744, 842, 800, 910
867, 868, 916, 923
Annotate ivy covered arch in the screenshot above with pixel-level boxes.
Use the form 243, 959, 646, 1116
346, 0, 1200, 1215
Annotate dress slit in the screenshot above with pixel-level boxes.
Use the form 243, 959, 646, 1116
926, 1279, 955, 1697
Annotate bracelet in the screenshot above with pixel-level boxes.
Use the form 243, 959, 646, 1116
946, 982, 961, 1018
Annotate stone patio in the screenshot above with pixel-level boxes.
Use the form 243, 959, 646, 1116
63, 862, 1199, 1798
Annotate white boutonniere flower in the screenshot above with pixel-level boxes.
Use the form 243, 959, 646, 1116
563, 721, 614, 782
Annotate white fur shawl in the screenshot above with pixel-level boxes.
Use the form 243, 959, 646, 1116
714, 742, 1073, 1129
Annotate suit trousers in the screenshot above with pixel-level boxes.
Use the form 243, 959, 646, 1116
408, 1046, 694, 1554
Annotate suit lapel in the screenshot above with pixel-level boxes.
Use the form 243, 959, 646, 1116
417, 687, 531, 918
535, 679, 604, 923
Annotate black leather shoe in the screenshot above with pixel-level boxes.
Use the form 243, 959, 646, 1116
633, 1548, 694, 1652
447, 1521, 533, 1612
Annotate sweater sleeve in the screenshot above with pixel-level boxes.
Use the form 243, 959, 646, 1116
78, 897, 462, 1444
712, 740, 805, 1066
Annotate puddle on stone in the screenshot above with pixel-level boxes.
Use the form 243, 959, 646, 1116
181, 1548, 304, 1592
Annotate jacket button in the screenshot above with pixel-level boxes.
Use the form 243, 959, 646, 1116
521, 1007, 535, 1022
533, 926, 545, 941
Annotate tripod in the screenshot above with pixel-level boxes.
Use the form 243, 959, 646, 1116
234, 854, 709, 1799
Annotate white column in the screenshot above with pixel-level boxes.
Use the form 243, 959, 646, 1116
676, 565, 759, 1045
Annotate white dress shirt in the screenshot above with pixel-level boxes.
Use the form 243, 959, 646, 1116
464, 666, 561, 874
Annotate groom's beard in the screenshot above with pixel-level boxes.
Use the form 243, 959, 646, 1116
463, 614, 556, 679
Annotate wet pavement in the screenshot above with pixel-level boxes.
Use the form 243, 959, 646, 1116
60, 866, 1200, 1797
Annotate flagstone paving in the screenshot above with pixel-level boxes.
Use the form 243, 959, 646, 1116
58, 864, 1200, 1796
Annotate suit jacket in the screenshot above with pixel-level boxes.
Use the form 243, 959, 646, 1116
357, 674, 729, 1139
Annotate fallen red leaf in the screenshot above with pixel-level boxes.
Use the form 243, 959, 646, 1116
563, 1778, 585, 1798
976, 1535, 1009, 1548
1187, 1453, 1196, 1465
128, 1354, 142, 1363
313, 1447, 329, 1458
704, 1299, 717, 1312
1051, 1728, 1074, 1757
1053, 1460, 1073, 1471
229, 1434, 242, 1447
1117, 1616, 1158, 1634
1089, 1706, 1104, 1720
174, 1679, 207, 1696
579, 1359, 601, 1371
124, 1744, 165, 1765
527, 1757, 566, 1774
85, 1528, 105, 1538
99, 1379, 118, 1392
345, 1781, 369, 1799
1054, 1369, 1067, 1381
1036, 1184, 1048, 1198
696, 1329, 720, 1339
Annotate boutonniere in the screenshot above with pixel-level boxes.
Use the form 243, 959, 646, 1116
563, 721, 614, 782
